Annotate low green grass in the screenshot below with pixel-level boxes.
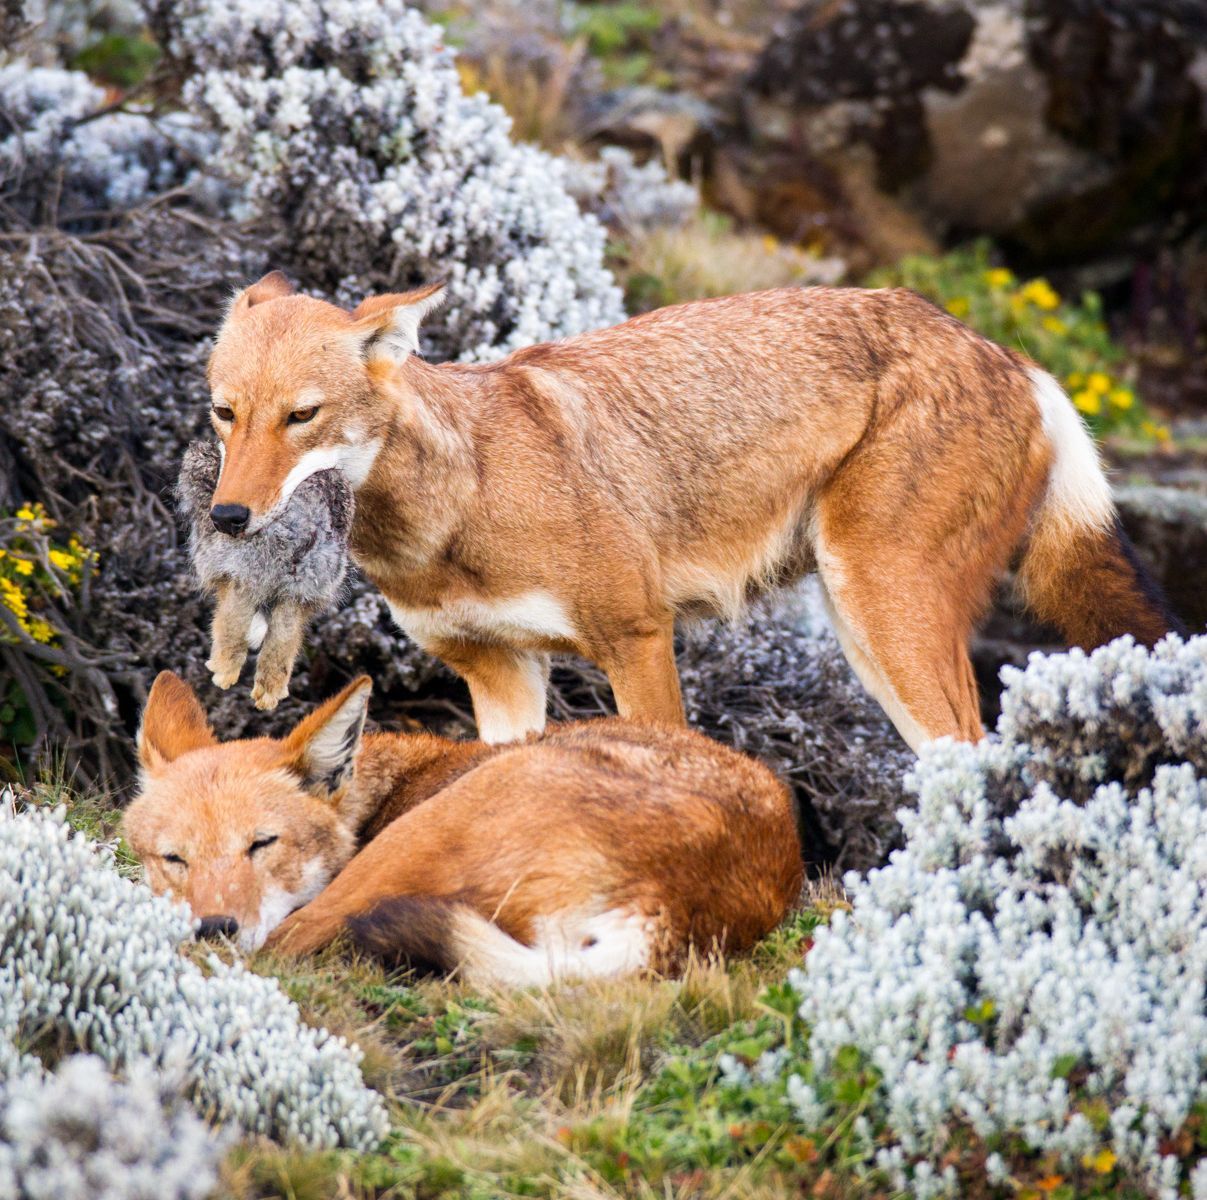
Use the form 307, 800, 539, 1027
217, 902, 842, 1200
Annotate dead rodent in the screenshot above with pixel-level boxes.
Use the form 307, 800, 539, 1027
177, 440, 354, 710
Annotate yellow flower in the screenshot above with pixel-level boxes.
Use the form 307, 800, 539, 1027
1087, 371, 1111, 394
945, 297, 970, 318
1108, 388, 1134, 410
1073, 390, 1101, 415
14, 505, 35, 521
11, 557, 33, 576
48, 548, 76, 572
1041, 316, 1067, 335
69, 536, 97, 565
984, 268, 1014, 289
27, 617, 56, 644
1081, 1148, 1117, 1175
0, 577, 27, 621
1020, 279, 1061, 310
1066, 372, 1085, 389
762, 234, 779, 253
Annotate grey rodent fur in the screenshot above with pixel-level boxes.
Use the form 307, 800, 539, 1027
177, 440, 354, 709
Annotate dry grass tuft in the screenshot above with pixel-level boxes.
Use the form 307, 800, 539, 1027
619, 213, 846, 311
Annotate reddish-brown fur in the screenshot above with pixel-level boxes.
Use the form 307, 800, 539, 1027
205, 280, 1179, 752
125, 674, 803, 980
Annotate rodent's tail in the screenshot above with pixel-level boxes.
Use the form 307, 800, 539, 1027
1016, 368, 1183, 647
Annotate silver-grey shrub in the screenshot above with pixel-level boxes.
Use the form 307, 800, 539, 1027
0, 804, 388, 1151
739, 635, 1207, 1197
676, 584, 913, 871
0, 1055, 226, 1200
145, 0, 626, 362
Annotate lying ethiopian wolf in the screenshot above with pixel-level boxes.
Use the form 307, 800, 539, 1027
205, 273, 1182, 751
123, 672, 802, 983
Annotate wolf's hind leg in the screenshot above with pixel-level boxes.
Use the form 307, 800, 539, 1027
251, 600, 306, 710
207, 580, 259, 689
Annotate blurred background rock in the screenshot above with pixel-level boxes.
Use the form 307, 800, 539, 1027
0, 0, 1202, 871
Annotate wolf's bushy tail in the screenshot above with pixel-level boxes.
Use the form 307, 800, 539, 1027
1016, 368, 1183, 647
347, 894, 559, 988
347, 894, 652, 988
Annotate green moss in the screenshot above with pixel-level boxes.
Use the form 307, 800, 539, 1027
71, 34, 161, 90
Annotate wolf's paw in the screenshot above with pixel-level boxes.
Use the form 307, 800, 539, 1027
252, 675, 290, 710
207, 659, 243, 689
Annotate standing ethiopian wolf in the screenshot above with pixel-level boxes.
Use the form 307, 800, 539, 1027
205, 272, 1180, 750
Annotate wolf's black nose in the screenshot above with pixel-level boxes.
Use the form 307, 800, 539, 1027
197, 915, 239, 940
210, 504, 250, 536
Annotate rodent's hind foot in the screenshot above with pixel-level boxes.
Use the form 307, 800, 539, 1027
207, 657, 244, 689
251, 674, 290, 710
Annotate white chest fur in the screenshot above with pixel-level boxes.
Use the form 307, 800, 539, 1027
386, 590, 578, 650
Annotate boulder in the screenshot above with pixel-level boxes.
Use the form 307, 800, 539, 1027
1115, 484, 1207, 632
740, 0, 1207, 263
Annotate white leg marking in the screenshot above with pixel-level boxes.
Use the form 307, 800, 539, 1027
819, 580, 930, 754
534, 907, 652, 979
474, 653, 548, 744
453, 906, 651, 989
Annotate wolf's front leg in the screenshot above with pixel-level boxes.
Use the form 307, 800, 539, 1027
207, 579, 259, 689
251, 599, 306, 710
436, 641, 550, 743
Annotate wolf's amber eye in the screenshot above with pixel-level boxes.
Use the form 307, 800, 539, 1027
288, 406, 319, 425
212, 405, 235, 423
249, 834, 279, 856
163, 852, 187, 867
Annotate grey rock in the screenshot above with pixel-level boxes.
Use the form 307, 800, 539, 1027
743, 0, 1207, 259
1115, 484, 1207, 632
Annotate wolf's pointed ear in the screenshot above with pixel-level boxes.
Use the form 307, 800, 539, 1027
283, 676, 372, 801
139, 672, 217, 774
231, 270, 295, 314
348, 282, 446, 364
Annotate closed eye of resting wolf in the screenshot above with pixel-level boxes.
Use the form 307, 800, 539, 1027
123, 672, 803, 985
203, 272, 1183, 753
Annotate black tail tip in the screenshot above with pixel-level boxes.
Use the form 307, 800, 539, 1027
346, 894, 460, 975
1114, 518, 1189, 641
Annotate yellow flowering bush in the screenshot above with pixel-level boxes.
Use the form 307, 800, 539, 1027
0, 503, 96, 760
870, 241, 1165, 441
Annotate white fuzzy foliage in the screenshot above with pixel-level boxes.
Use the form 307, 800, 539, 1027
148, 0, 626, 361
0, 63, 210, 209
760, 635, 1207, 1197
564, 145, 699, 232
0, 1055, 226, 1200
0, 805, 388, 1151
7, 0, 145, 63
